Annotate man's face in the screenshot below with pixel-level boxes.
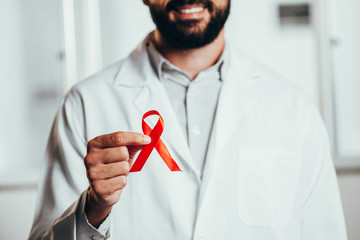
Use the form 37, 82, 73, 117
146, 0, 230, 49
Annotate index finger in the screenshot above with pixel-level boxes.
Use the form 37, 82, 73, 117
88, 131, 151, 150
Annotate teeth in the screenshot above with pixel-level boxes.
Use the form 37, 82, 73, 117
179, 7, 204, 14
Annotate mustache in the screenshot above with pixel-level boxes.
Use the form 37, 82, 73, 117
166, 0, 214, 13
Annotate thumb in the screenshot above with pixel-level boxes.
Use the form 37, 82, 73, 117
128, 145, 146, 162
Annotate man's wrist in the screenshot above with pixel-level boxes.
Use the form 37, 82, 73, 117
85, 189, 113, 228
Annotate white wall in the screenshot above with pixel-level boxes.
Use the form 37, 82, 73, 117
0, 0, 64, 173
0, 8, 34, 240
0, 0, 64, 237
0, 0, 26, 171
0, 188, 37, 239
99, 0, 155, 67
227, 0, 319, 105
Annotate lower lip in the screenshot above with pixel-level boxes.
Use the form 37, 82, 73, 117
172, 8, 208, 20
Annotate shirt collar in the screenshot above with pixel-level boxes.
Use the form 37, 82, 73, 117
146, 38, 230, 83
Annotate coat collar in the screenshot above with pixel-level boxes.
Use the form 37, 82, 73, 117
113, 35, 152, 87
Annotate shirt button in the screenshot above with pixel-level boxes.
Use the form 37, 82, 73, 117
188, 87, 195, 94
192, 126, 201, 135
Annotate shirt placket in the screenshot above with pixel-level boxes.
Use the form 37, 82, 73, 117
186, 71, 222, 178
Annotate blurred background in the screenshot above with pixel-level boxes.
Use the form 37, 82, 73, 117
0, 0, 359, 239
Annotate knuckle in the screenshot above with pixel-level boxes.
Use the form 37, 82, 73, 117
87, 168, 98, 179
87, 138, 97, 151
84, 154, 94, 167
121, 162, 130, 173
92, 182, 102, 194
112, 132, 124, 145
118, 176, 127, 188
118, 147, 129, 159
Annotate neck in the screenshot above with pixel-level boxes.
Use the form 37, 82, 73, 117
152, 29, 225, 80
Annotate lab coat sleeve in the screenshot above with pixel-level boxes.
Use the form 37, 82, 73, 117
28, 88, 111, 240
76, 189, 112, 239
300, 105, 348, 240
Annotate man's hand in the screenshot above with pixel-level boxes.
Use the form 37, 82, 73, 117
84, 131, 151, 228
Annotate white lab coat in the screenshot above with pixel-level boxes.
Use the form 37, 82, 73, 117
29, 37, 347, 240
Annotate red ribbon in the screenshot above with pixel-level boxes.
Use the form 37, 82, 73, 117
130, 110, 182, 172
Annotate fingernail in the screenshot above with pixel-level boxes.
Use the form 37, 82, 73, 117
144, 135, 151, 144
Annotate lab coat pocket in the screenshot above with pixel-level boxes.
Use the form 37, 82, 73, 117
238, 147, 301, 227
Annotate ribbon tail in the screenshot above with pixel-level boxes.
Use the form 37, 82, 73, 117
155, 140, 182, 172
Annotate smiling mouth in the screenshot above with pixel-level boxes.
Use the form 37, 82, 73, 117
171, 4, 209, 21
175, 6, 205, 14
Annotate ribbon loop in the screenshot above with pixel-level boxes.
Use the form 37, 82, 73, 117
130, 110, 182, 172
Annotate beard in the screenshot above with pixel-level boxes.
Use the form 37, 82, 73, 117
149, 0, 231, 50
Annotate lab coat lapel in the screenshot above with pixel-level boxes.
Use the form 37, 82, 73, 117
198, 48, 261, 204
214, 55, 260, 156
